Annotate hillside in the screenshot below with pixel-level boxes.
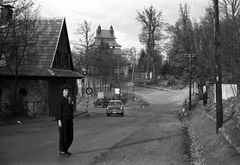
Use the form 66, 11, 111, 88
181, 98, 240, 164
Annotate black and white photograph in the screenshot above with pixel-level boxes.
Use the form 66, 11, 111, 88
1, 0, 240, 164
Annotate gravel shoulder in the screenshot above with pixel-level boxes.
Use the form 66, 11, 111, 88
182, 102, 240, 165
135, 85, 240, 164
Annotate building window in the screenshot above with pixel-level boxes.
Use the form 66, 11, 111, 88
64, 53, 68, 66
54, 56, 57, 66
57, 51, 61, 66
19, 88, 27, 96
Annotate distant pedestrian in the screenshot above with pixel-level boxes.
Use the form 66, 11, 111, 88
203, 85, 207, 106
203, 91, 207, 106
55, 84, 74, 156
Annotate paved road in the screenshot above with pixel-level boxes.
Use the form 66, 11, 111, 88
0, 86, 190, 165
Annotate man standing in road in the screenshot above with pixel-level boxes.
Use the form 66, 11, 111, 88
55, 84, 74, 156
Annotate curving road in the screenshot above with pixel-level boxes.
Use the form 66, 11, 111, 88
0, 86, 190, 165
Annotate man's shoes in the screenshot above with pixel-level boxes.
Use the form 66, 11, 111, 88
66, 152, 71, 155
60, 152, 71, 156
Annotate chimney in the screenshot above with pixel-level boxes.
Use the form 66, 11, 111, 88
97, 25, 101, 34
110, 25, 114, 34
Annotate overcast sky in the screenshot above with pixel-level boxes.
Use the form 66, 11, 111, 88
35, 0, 210, 51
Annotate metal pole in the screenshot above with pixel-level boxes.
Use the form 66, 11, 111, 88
118, 59, 120, 80
86, 94, 89, 112
132, 61, 135, 83
213, 0, 223, 133
189, 55, 192, 110
193, 81, 194, 96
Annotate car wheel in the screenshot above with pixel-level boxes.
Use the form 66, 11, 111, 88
121, 113, 124, 116
107, 114, 110, 116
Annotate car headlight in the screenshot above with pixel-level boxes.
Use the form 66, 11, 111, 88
106, 107, 109, 110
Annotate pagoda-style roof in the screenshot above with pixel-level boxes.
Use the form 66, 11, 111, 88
110, 48, 126, 56
89, 47, 126, 56
90, 25, 122, 48
95, 29, 116, 39
91, 39, 121, 47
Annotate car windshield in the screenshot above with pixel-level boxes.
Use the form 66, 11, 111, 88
108, 102, 121, 106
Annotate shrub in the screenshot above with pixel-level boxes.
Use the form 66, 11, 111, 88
167, 76, 177, 86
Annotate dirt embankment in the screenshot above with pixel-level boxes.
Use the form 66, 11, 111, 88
180, 100, 240, 165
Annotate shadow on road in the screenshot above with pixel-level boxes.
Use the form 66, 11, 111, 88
75, 133, 184, 155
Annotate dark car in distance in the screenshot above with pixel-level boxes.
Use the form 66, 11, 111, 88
94, 98, 111, 108
106, 100, 124, 116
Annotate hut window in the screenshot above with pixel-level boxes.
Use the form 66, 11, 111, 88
53, 56, 57, 66
19, 88, 27, 96
64, 53, 68, 66
56, 51, 62, 66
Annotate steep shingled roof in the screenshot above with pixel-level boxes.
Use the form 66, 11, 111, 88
0, 18, 83, 78
90, 26, 122, 48
95, 29, 116, 39
91, 39, 122, 47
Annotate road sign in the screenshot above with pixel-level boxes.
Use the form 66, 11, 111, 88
86, 87, 93, 95
114, 88, 120, 94
97, 92, 104, 99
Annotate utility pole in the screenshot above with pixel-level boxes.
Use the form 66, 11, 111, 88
184, 53, 196, 110
117, 59, 120, 80
130, 48, 136, 83
213, 0, 223, 133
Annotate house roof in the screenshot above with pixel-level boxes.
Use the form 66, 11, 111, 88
91, 39, 121, 47
0, 18, 84, 78
95, 29, 116, 39
90, 26, 122, 47
89, 47, 126, 56
111, 48, 126, 56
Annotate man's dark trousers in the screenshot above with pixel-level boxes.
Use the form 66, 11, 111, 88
59, 116, 73, 153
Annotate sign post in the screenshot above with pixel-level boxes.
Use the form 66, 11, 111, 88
85, 87, 93, 112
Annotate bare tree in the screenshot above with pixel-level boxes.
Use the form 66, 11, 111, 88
74, 20, 95, 53
0, 0, 41, 116
136, 5, 164, 79
166, 3, 195, 78
72, 20, 95, 74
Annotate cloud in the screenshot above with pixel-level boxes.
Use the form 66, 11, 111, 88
36, 0, 209, 51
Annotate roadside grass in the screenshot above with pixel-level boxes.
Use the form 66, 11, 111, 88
176, 95, 200, 120
199, 96, 240, 154
177, 96, 205, 165
178, 95, 240, 165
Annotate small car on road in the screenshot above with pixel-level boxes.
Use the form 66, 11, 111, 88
106, 100, 124, 116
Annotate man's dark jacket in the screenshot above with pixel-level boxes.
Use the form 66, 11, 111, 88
55, 96, 74, 121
